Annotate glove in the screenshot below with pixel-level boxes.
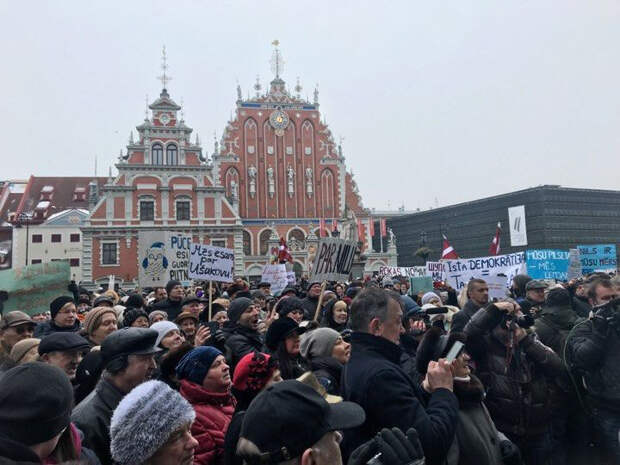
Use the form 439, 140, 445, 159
348, 427, 425, 465
500, 439, 521, 465
214, 329, 226, 344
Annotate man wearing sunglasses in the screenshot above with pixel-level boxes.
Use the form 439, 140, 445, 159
0, 311, 36, 365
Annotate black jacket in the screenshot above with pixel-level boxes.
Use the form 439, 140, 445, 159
310, 356, 343, 395
0, 434, 41, 464
224, 325, 264, 371
571, 296, 591, 318
300, 295, 320, 320
342, 332, 459, 465
451, 300, 481, 333
400, 332, 422, 385
464, 304, 564, 437
150, 297, 184, 321
71, 377, 125, 465
34, 319, 81, 338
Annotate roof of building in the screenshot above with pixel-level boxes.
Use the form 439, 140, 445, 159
0, 181, 27, 226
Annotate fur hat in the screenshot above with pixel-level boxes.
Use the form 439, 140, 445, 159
83, 306, 117, 336
416, 327, 467, 374
421, 292, 441, 305
122, 308, 149, 328
110, 380, 195, 465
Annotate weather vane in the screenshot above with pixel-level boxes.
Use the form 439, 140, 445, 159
270, 40, 285, 78
157, 45, 172, 89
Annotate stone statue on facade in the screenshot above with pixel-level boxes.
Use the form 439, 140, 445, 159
305, 167, 313, 197
267, 167, 275, 198
248, 165, 257, 198
287, 166, 295, 197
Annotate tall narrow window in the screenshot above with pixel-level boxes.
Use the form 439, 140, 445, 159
166, 144, 178, 165
102, 243, 117, 265
152, 144, 163, 165
140, 200, 154, 221
176, 200, 190, 221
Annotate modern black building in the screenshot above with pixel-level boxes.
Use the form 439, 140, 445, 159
388, 185, 620, 266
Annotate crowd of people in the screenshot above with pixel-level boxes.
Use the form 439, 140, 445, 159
0, 271, 619, 465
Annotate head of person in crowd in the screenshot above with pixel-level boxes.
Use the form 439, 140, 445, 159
154, 286, 168, 302
50, 296, 79, 329
83, 306, 118, 346
466, 278, 489, 307
93, 294, 115, 308
151, 321, 185, 351
228, 297, 260, 331
587, 278, 617, 307
334, 283, 345, 299
211, 307, 229, 328
39, 332, 90, 380
237, 380, 365, 465
252, 289, 267, 310
149, 310, 168, 325
125, 293, 145, 310
232, 351, 282, 410
176, 346, 231, 393
181, 295, 201, 317
159, 342, 195, 390
510, 274, 532, 299
350, 287, 404, 346
123, 308, 149, 328
301, 327, 351, 365
258, 281, 272, 296
30, 311, 50, 322
322, 290, 337, 306
9, 337, 40, 365
281, 286, 298, 298
213, 297, 230, 310
167, 280, 185, 303
77, 295, 91, 313
101, 327, 161, 394
226, 282, 248, 300
307, 281, 323, 299
525, 280, 548, 304
110, 380, 197, 465
421, 292, 441, 306
0, 363, 74, 463
321, 299, 349, 332
0, 311, 35, 354
175, 312, 198, 342
265, 317, 307, 379
381, 277, 394, 290
278, 296, 306, 324
103, 289, 120, 306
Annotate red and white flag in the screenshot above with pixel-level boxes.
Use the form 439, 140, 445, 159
380, 218, 387, 237
332, 218, 338, 232
489, 222, 502, 255
441, 234, 459, 259
319, 218, 326, 238
356, 218, 364, 242
369, 218, 375, 237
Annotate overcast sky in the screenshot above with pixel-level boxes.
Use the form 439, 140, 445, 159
2, 1, 619, 211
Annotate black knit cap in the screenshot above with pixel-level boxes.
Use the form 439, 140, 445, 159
122, 308, 149, 328
0, 362, 73, 445
166, 280, 182, 295
277, 297, 305, 317
265, 317, 306, 352
228, 297, 253, 324
49, 295, 74, 319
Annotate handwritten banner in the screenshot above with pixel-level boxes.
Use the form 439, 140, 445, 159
138, 232, 192, 287
310, 238, 357, 282
261, 264, 289, 295
188, 244, 234, 283
443, 252, 526, 290
577, 244, 617, 274
379, 266, 426, 278
526, 249, 570, 280
425, 261, 446, 282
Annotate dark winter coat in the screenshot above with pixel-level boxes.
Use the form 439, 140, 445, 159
179, 379, 236, 465
71, 377, 125, 465
0, 434, 41, 464
400, 332, 422, 385
464, 304, 564, 437
571, 296, 591, 318
342, 332, 459, 465
300, 294, 320, 320
534, 304, 582, 357
150, 297, 184, 321
224, 325, 264, 371
310, 356, 343, 395
34, 319, 81, 338
451, 300, 482, 333
445, 375, 505, 465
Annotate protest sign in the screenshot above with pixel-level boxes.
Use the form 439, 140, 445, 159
261, 264, 289, 295
526, 249, 570, 280
443, 252, 526, 290
188, 244, 234, 282
286, 271, 296, 285
486, 274, 510, 300
567, 249, 582, 280
310, 238, 357, 282
379, 266, 426, 278
0, 262, 71, 316
425, 261, 446, 282
409, 276, 434, 295
577, 244, 617, 274
138, 232, 192, 287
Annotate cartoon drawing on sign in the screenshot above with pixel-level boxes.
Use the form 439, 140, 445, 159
141, 242, 168, 279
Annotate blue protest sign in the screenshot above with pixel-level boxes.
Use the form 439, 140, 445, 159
577, 244, 617, 274
525, 249, 570, 280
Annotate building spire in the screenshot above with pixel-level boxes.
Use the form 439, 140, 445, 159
270, 40, 285, 79
254, 75, 262, 97
157, 45, 172, 90
313, 84, 319, 104
295, 77, 302, 98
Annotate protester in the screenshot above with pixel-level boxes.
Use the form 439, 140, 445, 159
39, 332, 91, 381
276, 296, 305, 323
151, 320, 186, 351
451, 279, 488, 333
300, 327, 350, 394
224, 297, 264, 370
181, 295, 202, 318
8, 337, 40, 365
92, 295, 115, 308
0, 311, 35, 365
148, 310, 168, 325
72, 327, 161, 465
122, 308, 149, 328
521, 280, 548, 318
341, 286, 459, 465
35, 296, 81, 337
301, 281, 322, 319
151, 280, 185, 320
399, 296, 425, 384
177, 346, 236, 465
153, 286, 168, 303
320, 299, 349, 332
176, 311, 199, 345
212, 308, 229, 327
110, 380, 198, 465
265, 317, 309, 379
510, 274, 532, 301
82, 306, 118, 347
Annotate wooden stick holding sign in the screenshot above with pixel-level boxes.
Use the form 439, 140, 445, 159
208, 280, 213, 322
313, 281, 328, 322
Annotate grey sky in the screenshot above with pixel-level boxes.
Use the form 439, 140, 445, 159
1, 1, 619, 211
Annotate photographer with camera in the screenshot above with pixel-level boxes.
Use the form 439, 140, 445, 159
463, 299, 564, 465
566, 279, 620, 463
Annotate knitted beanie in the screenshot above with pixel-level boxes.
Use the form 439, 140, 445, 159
421, 292, 441, 306
9, 338, 40, 363
125, 293, 145, 309
166, 280, 182, 295
110, 380, 195, 465
176, 346, 223, 385
83, 306, 117, 336
148, 310, 168, 325
300, 328, 340, 360
49, 296, 74, 320
227, 297, 253, 324
150, 321, 180, 348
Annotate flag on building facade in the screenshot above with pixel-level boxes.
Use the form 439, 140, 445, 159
332, 218, 338, 232
380, 218, 387, 237
441, 234, 459, 259
489, 222, 502, 255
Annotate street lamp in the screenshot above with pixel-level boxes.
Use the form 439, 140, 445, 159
17, 212, 33, 267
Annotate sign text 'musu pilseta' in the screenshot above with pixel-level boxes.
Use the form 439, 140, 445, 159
310, 238, 357, 282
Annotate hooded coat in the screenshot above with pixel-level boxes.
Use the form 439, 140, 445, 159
319, 299, 349, 333
179, 379, 236, 465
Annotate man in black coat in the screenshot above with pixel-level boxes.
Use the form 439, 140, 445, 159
451, 279, 488, 333
300, 280, 322, 320
224, 297, 264, 371
342, 286, 458, 465
150, 280, 185, 321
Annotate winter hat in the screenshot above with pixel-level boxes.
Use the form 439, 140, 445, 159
421, 292, 441, 306
416, 327, 467, 374
176, 346, 223, 385
277, 297, 305, 317
122, 308, 149, 328
9, 338, 40, 363
110, 380, 196, 465
151, 321, 180, 348
227, 297, 253, 324
300, 328, 340, 360
545, 287, 571, 307
0, 362, 73, 445
381, 277, 394, 288
125, 293, 145, 309
165, 280, 182, 295
49, 295, 74, 319
512, 274, 532, 298
83, 306, 117, 336
265, 318, 306, 352
233, 352, 278, 392
148, 310, 168, 325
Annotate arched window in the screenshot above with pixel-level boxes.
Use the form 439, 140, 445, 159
243, 230, 252, 256
152, 144, 163, 165
259, 229, 273, 255
166, 144, 178, 165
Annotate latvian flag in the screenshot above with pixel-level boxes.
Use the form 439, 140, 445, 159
441, 234, 459, 259
489, 222, 501, 256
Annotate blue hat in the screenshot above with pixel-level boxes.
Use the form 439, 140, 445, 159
175, 346, 223, 385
